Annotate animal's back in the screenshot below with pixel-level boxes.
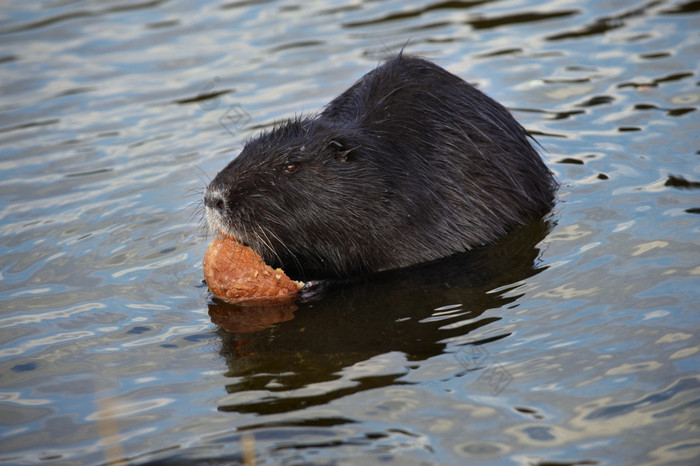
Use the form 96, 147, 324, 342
320, 55, 556, 265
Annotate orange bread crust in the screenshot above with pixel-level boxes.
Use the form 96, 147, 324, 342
203, 236, 303, 303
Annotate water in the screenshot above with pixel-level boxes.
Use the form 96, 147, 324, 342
1, 0, 699, 464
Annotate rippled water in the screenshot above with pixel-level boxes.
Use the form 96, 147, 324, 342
1, 0, 699, 464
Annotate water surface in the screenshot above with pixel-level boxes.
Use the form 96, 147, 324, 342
1, 0, 699, 464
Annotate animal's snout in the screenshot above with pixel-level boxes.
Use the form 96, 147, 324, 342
203, 188, 227, 215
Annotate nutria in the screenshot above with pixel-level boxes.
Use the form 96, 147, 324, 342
204, 54, 557, 279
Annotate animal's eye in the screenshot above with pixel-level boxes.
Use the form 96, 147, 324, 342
283, 162, 299, 174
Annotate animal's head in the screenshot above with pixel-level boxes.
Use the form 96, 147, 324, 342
204, 118, 384, 278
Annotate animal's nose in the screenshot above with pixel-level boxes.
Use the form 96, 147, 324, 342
203, 189, 226, 214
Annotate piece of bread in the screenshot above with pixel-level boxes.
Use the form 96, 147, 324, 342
203, 236, 303, 303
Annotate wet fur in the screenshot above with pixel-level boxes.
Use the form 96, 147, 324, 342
204, 54, 557, 279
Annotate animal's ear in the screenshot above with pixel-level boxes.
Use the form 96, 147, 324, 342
328, 140, 344, 150
327, 139, 354, 162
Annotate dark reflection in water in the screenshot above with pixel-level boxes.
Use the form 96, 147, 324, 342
210, 218, 552, 415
